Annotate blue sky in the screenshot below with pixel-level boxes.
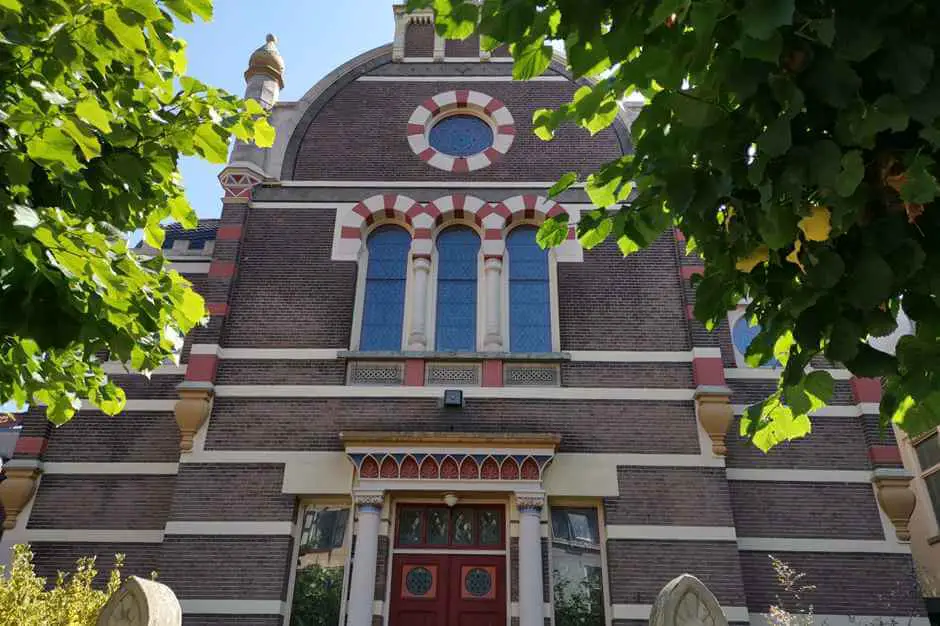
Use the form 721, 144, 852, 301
177, 1, 394, 218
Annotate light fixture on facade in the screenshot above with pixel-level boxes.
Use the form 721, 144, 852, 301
443, 389, 464, 408
443, 493, 459, 508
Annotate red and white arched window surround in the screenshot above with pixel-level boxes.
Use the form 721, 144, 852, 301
336, 194, 582, 354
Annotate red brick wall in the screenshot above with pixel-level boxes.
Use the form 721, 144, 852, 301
739, 551, 924, 615
404, 22, 434, 56
167, 464, 296, 522
558, 237, 690, 351
606, 540, 746, 605
222, 210, 355, 348
605, 468, 734, 526
28, 475, 174, 530
729, 482, 885, 540
205, 398, 701, 454
44, 411, 179, 463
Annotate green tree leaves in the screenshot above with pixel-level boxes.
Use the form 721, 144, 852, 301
0, 0, 272, 424
416, 0, 940, 449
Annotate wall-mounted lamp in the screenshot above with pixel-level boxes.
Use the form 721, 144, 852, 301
443, 389, 464, 408
443, 493, 459, 508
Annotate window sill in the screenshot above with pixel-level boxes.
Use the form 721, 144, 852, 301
339, 350, 571, 362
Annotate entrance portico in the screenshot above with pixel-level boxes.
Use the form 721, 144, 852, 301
341, 432, 559, 626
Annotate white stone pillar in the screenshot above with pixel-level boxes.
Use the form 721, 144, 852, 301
347, 492, 384, 626
516, 493, 546, 626
407, 255, 432, 350
483, 256, 503, 351
392, 10, 407, 61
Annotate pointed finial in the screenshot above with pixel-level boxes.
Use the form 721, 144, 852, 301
245, 32, 285, 89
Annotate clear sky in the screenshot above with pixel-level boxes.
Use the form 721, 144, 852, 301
177, 1, 395, 218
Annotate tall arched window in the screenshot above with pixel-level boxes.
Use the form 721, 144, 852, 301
508, 226, 551, 352
435, 227, 481, 351
360, 226, 410, 351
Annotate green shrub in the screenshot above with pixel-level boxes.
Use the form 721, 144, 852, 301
289, 565, 344, 626
0, 544, 122, 626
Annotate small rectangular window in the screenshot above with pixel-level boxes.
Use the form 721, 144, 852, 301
550, 505, 606, 626
916, 432, 940, 472
299, 507, 349, 554
551, 508, 599, 545
291, 503, 350, 626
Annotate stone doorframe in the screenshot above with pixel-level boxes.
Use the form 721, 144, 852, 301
340, 431, 560, 626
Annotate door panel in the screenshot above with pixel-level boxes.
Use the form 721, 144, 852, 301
389, 555, 448, 626
448, 556, 505, 626
389, 504, 506, 626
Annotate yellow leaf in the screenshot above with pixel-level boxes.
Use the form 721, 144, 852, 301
735, 246, 769, 273
798, 206, 831, 242
786, 239, 804, 272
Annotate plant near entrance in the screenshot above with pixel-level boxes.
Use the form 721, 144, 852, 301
0, 0, 273, 425
289, 565, 344, 626
0, 544, 124, 626
410, 0, 940, 449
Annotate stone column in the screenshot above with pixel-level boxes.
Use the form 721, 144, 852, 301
347, 492, 384, 626
407, 255, 432, 350
392, 8, 407, 61
483, 256, 504, 351
516, 493, 545, 626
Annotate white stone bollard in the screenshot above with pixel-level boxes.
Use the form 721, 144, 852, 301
649, 573, 729, 626
96, 575, 182, 626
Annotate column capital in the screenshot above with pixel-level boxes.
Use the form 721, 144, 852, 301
412, 255, 432, 270
353, 491, 385, 511
484, 256, 503, 270
515, 492, 545, 514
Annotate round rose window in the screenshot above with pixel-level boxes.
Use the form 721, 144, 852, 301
407, 90, 516, 172
428, 115, 495, 157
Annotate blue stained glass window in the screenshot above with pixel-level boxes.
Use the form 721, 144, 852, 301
731, 316, 780, 368
428, 115, 494, 157
435, 227, 480, 351
508, 227, 551, 352
360, 226, 410, 351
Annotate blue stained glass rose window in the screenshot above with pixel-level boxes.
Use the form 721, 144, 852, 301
428, 115, 494, 157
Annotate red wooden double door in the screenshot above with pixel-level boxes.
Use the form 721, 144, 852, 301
389, 504, 506, 626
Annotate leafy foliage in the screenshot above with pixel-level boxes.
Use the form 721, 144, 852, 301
0, 544, 124, 626
552, 571, 604, 626
0, 0, 272, 424
289, 565, 343, 626
413, 0, 940, 448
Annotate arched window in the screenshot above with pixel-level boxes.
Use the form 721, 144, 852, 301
360, 226, 410, 351
435, 227, 480, 351
507, 226, 552, 352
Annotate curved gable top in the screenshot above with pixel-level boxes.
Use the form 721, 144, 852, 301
271, 46, 633, 182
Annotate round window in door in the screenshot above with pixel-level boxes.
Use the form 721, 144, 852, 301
461, 565, 497, 600
402, 564, 438, 599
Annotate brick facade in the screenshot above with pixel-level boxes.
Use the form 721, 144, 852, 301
6, 15, 925, 626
